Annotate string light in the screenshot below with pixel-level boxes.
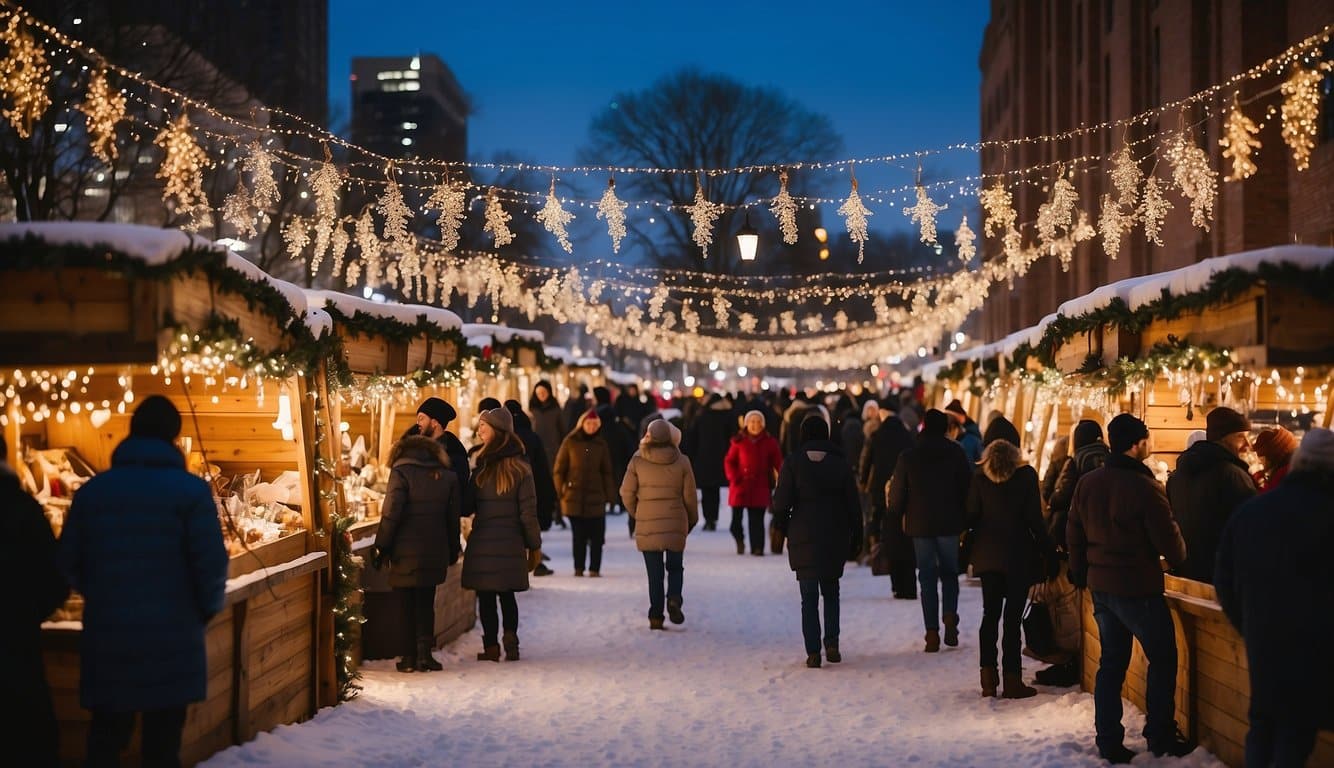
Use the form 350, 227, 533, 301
77, 67, 125, 163
0, 13, 49, 138
536, 178, 574, 253
903, 182, 947, 245
837, 173, 872, 264
686, 175, 723, 258
770, 170, 799, 244
596, 176, 628, 253
482, 187, 514, 247
1219, 97, 1262, 181
1279, 62, 1328, 171
152, 112, 211, 230
1165, 129, 1217, 231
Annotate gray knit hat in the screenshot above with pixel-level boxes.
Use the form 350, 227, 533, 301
479, 407, 514, 434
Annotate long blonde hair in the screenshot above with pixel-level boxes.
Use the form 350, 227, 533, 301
474, 429, 526, 496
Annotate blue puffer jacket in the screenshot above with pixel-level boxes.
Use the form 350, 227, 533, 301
59, 436, 228, 712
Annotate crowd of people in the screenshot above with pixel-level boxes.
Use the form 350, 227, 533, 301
9, 379, 1333, 767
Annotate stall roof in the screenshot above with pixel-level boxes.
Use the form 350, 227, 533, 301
544, 346, 603, 367
0, 221, 213, 264
605, 370, 641, 386
304, 307, 333, 340
459, 323, 544, 345
305, 289, 462, 332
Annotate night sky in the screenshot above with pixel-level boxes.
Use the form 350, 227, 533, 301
328, 0, 992, 237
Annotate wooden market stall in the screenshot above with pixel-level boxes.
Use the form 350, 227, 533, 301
0, 223, 337, 766
461, 322, 546, 406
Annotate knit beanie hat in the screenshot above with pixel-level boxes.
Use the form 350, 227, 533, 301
799, 413, 830, 443
417, 397, 456, 426
1107, 413, 1150, 454
1291, 427, 1334, 473
1253, 427, 1298, 466
479, 407, 514, 434
1072, 419, 1104, 450
477, 397, 502, 413
945, 399, 967, 423
1206, 406, 1251, 442
922, 409, 949, 435
981, 415, 1021, 448
130, 395, 181, 442
645, 418, 673, 445
743, 409, 766, 425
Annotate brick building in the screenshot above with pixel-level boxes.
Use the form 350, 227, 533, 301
975, 0, 1334, 342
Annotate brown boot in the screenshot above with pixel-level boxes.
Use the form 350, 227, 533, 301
924, 629, 941, 653
1002, 672, 1037, 699
980, 667, 999, 697
502, 632, 520, 661
943, 612, 960, 647
476, 644, 501, 662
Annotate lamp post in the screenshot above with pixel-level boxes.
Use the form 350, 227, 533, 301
736, 211, 758, 262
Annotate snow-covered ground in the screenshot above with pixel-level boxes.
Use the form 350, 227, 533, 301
201, 513, 1225, 768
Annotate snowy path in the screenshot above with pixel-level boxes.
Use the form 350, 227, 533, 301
201, 515, 1225, 768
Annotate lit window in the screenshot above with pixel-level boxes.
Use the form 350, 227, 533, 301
381, 81, 421, 93
54, 122, 68, 132
401, 137, 413, 146
401, 121, 417, 129
410, 56, 420, 70
72, 17, 82, 24
402, 70, 419, 79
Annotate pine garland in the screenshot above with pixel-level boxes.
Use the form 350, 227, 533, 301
329, 512, 364, 701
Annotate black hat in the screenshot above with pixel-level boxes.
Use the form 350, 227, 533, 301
982, 415, 1021, 448
1107, 413, 1149, 454
477, 397, 502, 413
922, 409, 949, 435
416, 397, 456, 426
799, 413, 830, 443
130, 395, 182, 442
1072, 419, 1104, 450
1206, 407, 1251, 443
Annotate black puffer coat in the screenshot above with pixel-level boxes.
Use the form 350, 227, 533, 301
375, 436, 462, 588
965, 451, 1054, 586
771, 440, 861, 580
887, 433, 973, 537
511, 409, 557, 530
1167, 439, 1257, 583
860, 416, 914, 518
462, 442, 541, 593
681, 396, 736, 487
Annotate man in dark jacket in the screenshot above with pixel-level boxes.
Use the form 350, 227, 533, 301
1166, 406, 1257, 583
60, 396, 228, 767
1047, 419, 1110, 548
860, 406, 917, 598
681, 392, 737, 531
1068, 413, 1192, 763
411, 397, 471, 511
945, 399, 983, 463
1215, 428, 1334, 768
886, 409, 973, 652
2, 434, 69, 767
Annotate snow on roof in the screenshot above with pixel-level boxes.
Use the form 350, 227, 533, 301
605, 370, 640, 386
224, 251, 308, 317
304, 307, 333, 339
544, 346, 574, 363
0, 221, 214, 264
460, 323, 544, 345
465, 334, 493, 348
305, 289, 462, 332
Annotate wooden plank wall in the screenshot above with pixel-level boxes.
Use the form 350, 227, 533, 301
1080, 577, 1334, 767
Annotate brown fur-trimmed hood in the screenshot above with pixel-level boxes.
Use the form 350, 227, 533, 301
980, 439, 1023, 483
390, 435, 451, 468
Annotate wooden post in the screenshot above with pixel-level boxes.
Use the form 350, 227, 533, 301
4, 399, 20, 466
1034, 402, 1057, 476
230, 600, 252, 744
1323, 386, 1334, 429
376, 398, 396, 467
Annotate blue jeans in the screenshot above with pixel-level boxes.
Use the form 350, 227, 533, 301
1246, 710, 1318, 768
1090, 591, 1180, 752
798, 577, 840, 655
913, 536, 960, 630
642, 550, 683, 619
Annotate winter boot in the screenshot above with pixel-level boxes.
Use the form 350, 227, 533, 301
805, 653, 822, 668
735, 537, 745, 555
667, 596, 685, 625
1148, 728, 1194, 757
649, 616, 665, 630
502, 632, 520, 661
1034, 659, 1079, 687
395, 656, 417, 673
824, 642, 841, 663
476, 644, 501, 662
980, 667, 999, 697
924, 629, 941, 653
1098, 744, 1135, 764
416, 638, 443, 672
1001, 672, 1037, 699
943, 612, 960, 647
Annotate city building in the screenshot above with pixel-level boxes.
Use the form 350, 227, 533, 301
975, 0, 1334, 341
351, 54, 469, 162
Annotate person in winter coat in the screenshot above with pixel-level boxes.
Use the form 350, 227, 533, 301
887, 409, 973, 652
1041, 435, 1071, 507
529, 380, 566, 470
1068, 413, 1193, 763
2, 434, 68, 767
408, 396, 472, 514
681, 392, 736, 531
1047, 419, 1110, 549
596, 401, 635, 515
861, 406, 917, 598
506, 402, 557, 527
59, 396, 227, 767
1166, 406, 1257, 583
965, 435, 1056, 699
622, 419, 699, 630
945, 399, 983, 463
1216, 428, 1334, 768
724, 410, 784, 556
464, 408, 542, 661
372, 434, 462, 672
1251, 426, 1297, 493
553, 409, 616, 576
771, 416, 861, 668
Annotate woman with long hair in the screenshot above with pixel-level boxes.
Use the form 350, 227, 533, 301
462, 408, 542, 661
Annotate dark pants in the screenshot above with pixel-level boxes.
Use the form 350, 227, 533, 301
699, 486, 721, 524
913, 535, 960, 630
570, 516, 606, 572
476, 590, 519, 645
87, 707, 187, 768
642, 550, 684, 619
395, 585, 436, 661
1091, 591, 1180, 752
798, 577, 840, 655
979, 572, 1028, 674
878, 507, 916, 597
1246, 707, 1318, 768
730, 505, 767, 553
11, 641, 58, 767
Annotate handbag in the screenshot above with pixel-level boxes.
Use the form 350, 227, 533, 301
869, 541, 893, 576
1022, 592, 1057, 660
769, 521, 785, 555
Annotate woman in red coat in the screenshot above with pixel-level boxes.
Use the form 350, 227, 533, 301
725, 410, 783, 555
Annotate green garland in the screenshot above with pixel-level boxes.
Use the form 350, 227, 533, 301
328, 512, 364, 701
323, 304, 467, 348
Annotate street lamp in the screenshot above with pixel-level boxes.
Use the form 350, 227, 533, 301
737, 211, 758, 262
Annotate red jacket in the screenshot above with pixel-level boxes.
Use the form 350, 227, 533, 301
724, 432, 783, 508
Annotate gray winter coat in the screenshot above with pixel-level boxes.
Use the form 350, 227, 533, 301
622, 437, 699, 552
461, 444, 541, 593
374, 436, 462, 588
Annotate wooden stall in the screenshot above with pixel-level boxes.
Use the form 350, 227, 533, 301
461, 322, 546, 406
0, 223, 335, 765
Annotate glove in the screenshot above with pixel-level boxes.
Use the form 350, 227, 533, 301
369, 546, 386, 570
526, 548, 542, 573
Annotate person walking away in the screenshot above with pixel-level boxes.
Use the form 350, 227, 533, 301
58, 396, 227, 768
1068, 413, 1192, 763
505, 401, 557, 574
595, 401, 635, 517
771, 416, 861, 668
1040, 435, 1071, 507
965, 434, 1055, 698
887, 409, 972, 652
553, 410, 615, 576
464, 408, 542, 661
839, 399, 873, 558
2, 433, 68, 767
529, 382, 567, 531
1216, 428, 1334, 768
1251, 426, 1297, 493
1166, 406, 1256, 583
681, 392, 736, 531
945, 399, 983, 463
372, 433, 462, 672
621, 419, 698, 630
860, 405, 917, 598
724, 410, 783, 556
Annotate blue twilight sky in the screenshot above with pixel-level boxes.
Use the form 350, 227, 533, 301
328, 0, 992, 235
